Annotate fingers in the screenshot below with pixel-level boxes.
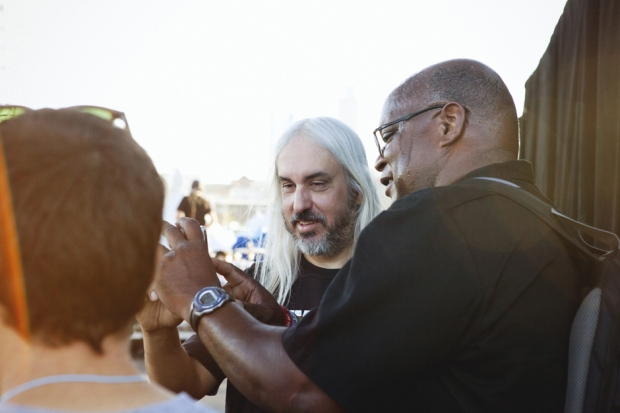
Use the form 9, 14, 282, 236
176, 217, 209, 247
212, 258, 234, 276
158, 235, 171, 250
162, 218, 210, 251
221, 283, 237, 299
157, 243, 170, 258
212, 258, 250, 285
162, 220, 185, 249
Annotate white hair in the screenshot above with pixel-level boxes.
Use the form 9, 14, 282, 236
254, 117, 382, 304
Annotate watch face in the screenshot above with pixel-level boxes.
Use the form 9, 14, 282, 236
199, 290, 219, 306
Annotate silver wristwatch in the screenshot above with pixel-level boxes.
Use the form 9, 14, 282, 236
189, 286, 234, 331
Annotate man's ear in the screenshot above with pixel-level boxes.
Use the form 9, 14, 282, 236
438, 102, 467, 148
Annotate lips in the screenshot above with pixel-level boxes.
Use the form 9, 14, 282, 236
385, 183, 393, 198
380, 174, 393, 198
290, 211, 327, 235
296, 220, 319, 233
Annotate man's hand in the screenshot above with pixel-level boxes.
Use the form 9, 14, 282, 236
152, 218, 221, 323
136, 291, 183, 333
214, 259, 285, 326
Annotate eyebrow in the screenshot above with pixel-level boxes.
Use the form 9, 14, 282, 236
278, 171, 332, 182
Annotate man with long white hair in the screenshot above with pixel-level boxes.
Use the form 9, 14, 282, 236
138, 117, 381, 412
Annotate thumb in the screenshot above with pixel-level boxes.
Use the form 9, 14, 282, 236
212, 258, 249, 285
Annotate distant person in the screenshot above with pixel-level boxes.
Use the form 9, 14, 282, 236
213, 251, 229, 285
0, 108, 217, 412
177, 180, 212, 226
137, 117, 381, 412
214, 251, 228, 262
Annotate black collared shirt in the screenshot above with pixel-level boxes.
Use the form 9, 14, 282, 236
282, 160, 588, 412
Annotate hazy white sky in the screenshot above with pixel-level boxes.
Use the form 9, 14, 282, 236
0, 0, 567, 185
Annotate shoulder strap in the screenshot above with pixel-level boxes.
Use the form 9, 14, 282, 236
459, 178, 619, 262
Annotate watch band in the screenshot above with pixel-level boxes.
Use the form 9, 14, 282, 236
189, 286, 234, 331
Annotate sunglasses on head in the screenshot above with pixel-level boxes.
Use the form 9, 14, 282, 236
0, 105, 129, 131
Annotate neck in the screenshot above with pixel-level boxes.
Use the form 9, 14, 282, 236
0, 325, 139, 394
0, 323, 171, 410
304, 243, 353, 269
435, 148, 516, 187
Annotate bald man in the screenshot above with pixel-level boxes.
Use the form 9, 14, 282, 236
152, 60, 587, 412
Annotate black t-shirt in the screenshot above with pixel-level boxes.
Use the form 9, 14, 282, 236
282, 160, 589, 413
183, 256, 339, 413
178, 194, 211, 225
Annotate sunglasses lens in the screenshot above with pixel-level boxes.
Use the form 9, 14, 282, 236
0, 106, 128, 130
80, 107, 113, 121
77, 107, 127, 130
0, 107, 27, 124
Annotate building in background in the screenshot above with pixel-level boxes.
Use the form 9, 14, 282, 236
161, 173, 268, 267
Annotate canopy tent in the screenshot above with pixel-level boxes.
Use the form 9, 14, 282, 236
520, 0, 620, 236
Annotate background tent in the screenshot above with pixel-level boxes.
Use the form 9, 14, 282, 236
520, 0, 620, 236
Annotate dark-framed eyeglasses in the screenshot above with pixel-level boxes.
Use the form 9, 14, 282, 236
373, 104, 444, 157
0, 105, 129, 131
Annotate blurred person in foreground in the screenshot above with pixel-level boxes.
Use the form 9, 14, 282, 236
138, 117, 381, 412
0, 108, 217, 413
149, 59, 588, 412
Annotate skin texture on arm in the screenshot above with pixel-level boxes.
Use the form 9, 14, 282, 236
137, 272, 219, 399
153, 219, 344, 413
142, 327, 218, 400
195, 303, 344, 413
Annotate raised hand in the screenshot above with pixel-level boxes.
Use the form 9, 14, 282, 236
153, 218, 221, 322
136, 290, 184, 333
213, 259, 285, 326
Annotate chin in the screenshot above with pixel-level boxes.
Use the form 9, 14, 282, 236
299, 231, 321, 243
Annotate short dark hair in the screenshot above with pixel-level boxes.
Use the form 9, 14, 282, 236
424, 60, 517, 123
0, 108, 164, 352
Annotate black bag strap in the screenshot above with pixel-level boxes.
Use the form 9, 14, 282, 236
458, 177, 620, 262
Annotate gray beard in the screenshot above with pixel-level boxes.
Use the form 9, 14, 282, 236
285, 196, 357, 258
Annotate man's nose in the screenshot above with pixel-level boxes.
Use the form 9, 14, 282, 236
293, 188, 312, 212
375, 154, 386, 172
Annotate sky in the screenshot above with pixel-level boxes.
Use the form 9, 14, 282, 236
0, 0, 567, 186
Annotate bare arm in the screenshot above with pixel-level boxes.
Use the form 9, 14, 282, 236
136, 263, 219, 399
142, 327, 218, 400
194, 303, 343, 413
154, 219, 344, 413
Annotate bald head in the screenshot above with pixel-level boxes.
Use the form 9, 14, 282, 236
375, 60, 520, 200
392, 59, 519, 155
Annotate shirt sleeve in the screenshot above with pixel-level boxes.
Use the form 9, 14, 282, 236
281, 191, 482, 411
